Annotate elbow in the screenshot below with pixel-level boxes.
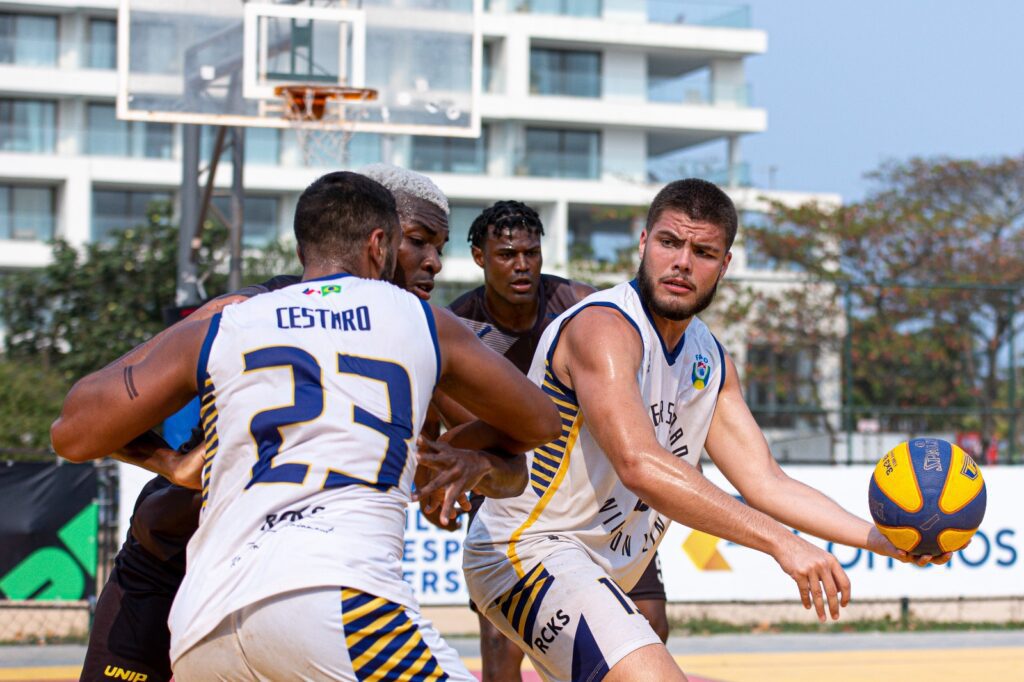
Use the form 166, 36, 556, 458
534, 403, 563, 447
51, 416, 88, 463
616, 452, 655, 499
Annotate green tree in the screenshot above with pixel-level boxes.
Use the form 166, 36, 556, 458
0, 201, 298, 453
736, 155, 1024, 458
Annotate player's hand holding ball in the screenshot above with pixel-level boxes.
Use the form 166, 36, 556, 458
868, 438, 986, 566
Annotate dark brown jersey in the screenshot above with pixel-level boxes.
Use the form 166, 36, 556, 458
447, 274, 582, 374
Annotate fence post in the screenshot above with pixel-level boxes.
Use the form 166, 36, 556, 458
1008, 288, 1018, 464
900, 596, 910, 630
843, 282, 854, 464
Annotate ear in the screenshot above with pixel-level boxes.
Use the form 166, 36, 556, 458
637, 230, 648, 260
718, 251, 733, 282
471, 244, 485, 269
367, 228, 387, 279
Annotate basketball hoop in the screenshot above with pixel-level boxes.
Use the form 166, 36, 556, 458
275, 85, 378, 167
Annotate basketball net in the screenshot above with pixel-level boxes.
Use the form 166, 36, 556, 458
275, 85, 378, 167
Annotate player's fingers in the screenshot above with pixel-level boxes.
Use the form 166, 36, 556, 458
808, 577, 825, 622
414, 468, 457, 500
931, 551, 954, 565
797, 576, 812, 611
820, 568, 840, 620
417, 435, 441, 453
439, 483, 461, 527
915, 554, 932, 567
457, 493, 472, 512
834, 562, 852, 607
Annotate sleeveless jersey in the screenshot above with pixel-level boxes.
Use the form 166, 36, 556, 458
448, 274, 579, 374
463, 279, 726, 608
169, 274, 440, 663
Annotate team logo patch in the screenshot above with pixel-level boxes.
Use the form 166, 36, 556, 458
691, 353, 712, 390
303, 284, 343, 296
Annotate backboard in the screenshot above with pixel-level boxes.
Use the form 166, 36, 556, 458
117, 0, 481, 137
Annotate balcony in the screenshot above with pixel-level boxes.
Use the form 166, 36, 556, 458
647, 157, 752, 187
487, 0, 751, 29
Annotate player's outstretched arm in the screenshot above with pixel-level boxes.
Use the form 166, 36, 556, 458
559, 306, 849, 622
705, 353, 951, 567
51, 317, 210, 463
433, 306, 561, 452
109, 429, 204, 489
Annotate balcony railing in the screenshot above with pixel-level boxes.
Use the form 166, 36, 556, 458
515, 150, 600, 179
647, 78, 751, 107
647, 1, 751, 28
647, 159, 751, 187
0, 125, 57, 154
0, 35, 58, 67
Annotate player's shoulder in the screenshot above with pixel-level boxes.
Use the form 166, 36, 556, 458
447, 284, 485, 317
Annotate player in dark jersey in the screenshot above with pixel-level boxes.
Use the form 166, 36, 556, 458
436, 201, 669, 682
79, 167, 500, 682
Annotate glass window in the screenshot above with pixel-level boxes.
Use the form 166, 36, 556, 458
446, 203, 489, 259
530, 48, 600, 97
411, 125, 486, 174
92, 190, 172, 242
132, 21, 178, 74
0, 13, 58, 66
88, 19, 116, 69
201, 126, 282, 166
87, 103, 172, 159
524, 127, 599, 179
211, 195, 281, 248
0, 99, 56, 153
746, 344, 817, 429
0, 185, 55, 241
526, 0, 601, 17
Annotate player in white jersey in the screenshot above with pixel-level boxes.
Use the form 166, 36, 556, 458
463, 179, 951, 682
52, 171, 562, 681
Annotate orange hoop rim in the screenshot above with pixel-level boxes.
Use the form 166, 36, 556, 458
274, 85, 378, 121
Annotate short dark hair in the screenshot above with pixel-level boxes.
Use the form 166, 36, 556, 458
646, 179, 738, 251
468, 200, 545, 249
293, 171, 400, 266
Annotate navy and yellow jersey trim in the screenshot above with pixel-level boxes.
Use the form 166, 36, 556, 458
496, 563, 554, 650
199, 377, 220, 509
543, 301, 644, 399
713, 336, 727, 394
340, 588, 448, 682
196, 312, 222, 391
304, 272, 354, 284
531, 364, 580, 497
628, 278, 685, 365
419, 300, 441, 386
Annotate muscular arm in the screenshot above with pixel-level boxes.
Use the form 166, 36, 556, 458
433, 305, 560, 452
557, 307, 850, 621
706, 354, 944, 564
51, 317, 210, 463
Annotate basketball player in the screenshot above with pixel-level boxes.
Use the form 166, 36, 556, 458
462, 179, 950, 682
53, 171, 561, 680
75, 166, 517, 682
434, 201, 669, 681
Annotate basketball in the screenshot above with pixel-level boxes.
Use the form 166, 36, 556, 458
868, 438, 987, 556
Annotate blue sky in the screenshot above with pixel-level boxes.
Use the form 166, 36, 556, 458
736, 0, 1024, 201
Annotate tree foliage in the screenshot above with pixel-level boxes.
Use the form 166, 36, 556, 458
736, 155, 1024, 455
0, 201, 299, 454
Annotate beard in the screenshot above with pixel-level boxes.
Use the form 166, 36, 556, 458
636, 255, 720, 321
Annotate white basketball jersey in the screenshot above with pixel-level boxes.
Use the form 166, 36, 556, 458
464, 280, 725, 608
169, 275, 440, 663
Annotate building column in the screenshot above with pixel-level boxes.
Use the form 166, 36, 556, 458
727, 135, 740, 188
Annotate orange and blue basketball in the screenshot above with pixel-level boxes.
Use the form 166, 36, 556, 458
868, 438, 986, 556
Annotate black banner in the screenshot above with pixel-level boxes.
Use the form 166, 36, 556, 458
0, 462, 98, 600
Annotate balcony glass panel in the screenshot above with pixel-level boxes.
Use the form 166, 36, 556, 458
88, 19, 117, 70
0, 99, 56, 153
87, 103, 173, 159
92, 190, 173, 242
647, 1, 751, 28
499, 0, 601, 17
0, 185, 55, 241
523, 128, 599, 179
411, 126, 486, 174
0, 14, 58, 66
530, 48, 600, 98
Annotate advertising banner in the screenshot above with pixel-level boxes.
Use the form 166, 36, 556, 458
0, 462, 98, 601
118, 464, 1023, 605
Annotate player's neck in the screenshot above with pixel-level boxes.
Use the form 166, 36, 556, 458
483, 287, 539, 333
650, 312, 692, 350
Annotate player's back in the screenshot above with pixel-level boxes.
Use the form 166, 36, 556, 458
169, 274, 440, 664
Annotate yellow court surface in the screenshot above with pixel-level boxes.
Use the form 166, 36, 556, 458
677, 647, 1024, 682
